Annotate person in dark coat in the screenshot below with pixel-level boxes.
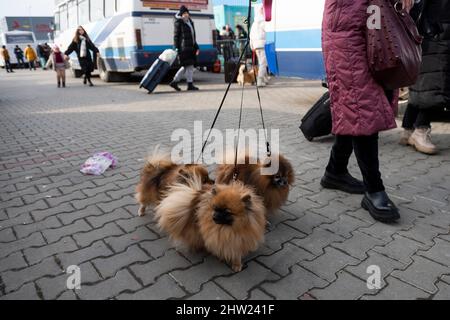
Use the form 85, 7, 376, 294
320, 0, 414, 223
14, 45, 25, 69
400, 0, 450, 155
64, 26, 99, 87
170, 6, 200, 91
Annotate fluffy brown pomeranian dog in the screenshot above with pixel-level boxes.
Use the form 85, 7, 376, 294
237, 64, 258, 86
215, 153, 295, 213
155, 176, 266, 272
135, 150, 212, 217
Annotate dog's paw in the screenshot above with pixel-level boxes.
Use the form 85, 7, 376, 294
138, 206, 146, 217
231, 262, 242, 273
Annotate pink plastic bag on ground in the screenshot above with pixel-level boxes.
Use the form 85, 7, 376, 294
80, 152, 118, 176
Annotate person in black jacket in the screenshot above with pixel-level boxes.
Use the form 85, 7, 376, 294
169, 6, 200, 91
14, 45, 25, 69
400, 0, 450, 154
64, 26, 99, 87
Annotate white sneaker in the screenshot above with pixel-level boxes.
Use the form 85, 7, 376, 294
399, 129, 413, 146
408, 128, 438, 155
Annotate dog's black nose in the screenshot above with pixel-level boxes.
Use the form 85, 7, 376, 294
213, 210, 233, 225
274, 176, 288, 187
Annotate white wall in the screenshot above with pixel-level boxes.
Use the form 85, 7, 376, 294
266, 0, 325, 32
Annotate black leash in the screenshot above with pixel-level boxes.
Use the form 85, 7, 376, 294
233, 74, 246, 180
196, 0, 271, 172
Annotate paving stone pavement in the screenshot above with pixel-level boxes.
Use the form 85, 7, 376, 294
0, 70, 449, 300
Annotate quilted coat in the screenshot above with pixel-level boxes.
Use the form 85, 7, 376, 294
408, 0, 450, 110
322, 0, 398, 136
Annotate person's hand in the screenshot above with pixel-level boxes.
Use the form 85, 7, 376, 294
196, 50, 200, 56
401, 0, 414, 12
64, 55, 70, 61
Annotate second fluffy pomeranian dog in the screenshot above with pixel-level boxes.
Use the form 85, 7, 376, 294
135, 150, 212, 217
215, 153, 295, 213
155, 176, 266, 272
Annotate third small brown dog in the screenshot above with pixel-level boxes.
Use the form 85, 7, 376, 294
216, 153, 295, 213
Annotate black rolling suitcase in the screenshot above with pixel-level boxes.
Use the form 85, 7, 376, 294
139, 59, 171, 93
224, 57, 240, 83
299, 91, 333, 141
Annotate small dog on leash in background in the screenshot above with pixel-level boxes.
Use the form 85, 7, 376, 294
155, 176, 266, 272
237, 64, 258, 86
135, 149, 213, 217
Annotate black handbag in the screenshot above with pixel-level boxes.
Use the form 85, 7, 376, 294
299, 92, 332, 141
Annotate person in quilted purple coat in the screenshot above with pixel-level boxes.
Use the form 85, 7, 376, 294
320, 0, 414, 223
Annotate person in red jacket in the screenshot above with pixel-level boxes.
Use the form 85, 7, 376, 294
320, 0, 414, 223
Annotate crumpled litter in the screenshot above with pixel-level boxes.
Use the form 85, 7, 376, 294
80, 152, 118, 176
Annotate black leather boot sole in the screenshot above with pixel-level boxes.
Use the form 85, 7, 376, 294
320, 172, 365, 194
170, 81, 181, 92
187, 83, 199, 91
361, 192, 400, 223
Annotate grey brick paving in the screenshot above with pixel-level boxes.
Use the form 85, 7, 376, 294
1, 70, 449, 300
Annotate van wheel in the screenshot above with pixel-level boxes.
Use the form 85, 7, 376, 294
71, 68, 83, 78
98, 58, 130, 82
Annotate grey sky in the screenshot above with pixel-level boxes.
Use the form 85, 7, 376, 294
0, 0, 55, 17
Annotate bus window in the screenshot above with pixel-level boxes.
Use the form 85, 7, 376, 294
60, 4, 68, 31
68, 0, 78, 28
78, 0, 90, 25
105, 0, 116, 18
6, 34, 34, 44
90, 0, 104, 22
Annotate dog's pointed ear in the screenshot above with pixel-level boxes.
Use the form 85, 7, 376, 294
211, 187, 218, 196
241, 194, 252, 206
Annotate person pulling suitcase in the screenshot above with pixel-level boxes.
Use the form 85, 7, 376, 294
169, 5, 200, 92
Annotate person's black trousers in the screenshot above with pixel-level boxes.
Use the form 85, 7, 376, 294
4, 59, 13, 72
402, 104, 431, 129
16, 57, 25, 68
326, 134, 385, 194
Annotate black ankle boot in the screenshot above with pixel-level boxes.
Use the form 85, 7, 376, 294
320, 171, 365, 194
362, 191, 400, 223
88, 79, 93, 87
57, 81, 61, 88
169, 81, 181, 91
83, 78, 87, 85
62, 82, 66, 88
187, 82, 199, 91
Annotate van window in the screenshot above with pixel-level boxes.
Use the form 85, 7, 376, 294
105, 0, 116, 18
90, 0, 104, 22
60, 4, 68, 31
55, 11, 61, 31
116, 0, 125, 12
68, 0, 78, 28
78, 0, 90, 25
6, 34, 34, 44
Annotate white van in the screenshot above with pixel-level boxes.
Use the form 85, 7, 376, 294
54, 0, 218, 82
0, 30, 37, 66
